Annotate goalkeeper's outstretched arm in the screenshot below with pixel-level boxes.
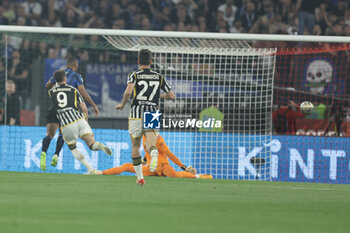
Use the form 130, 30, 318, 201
159, 136, 197, 175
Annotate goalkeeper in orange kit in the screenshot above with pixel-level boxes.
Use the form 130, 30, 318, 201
102, 135, 212, 179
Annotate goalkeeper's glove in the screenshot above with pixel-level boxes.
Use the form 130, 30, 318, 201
181, 165, 197, 175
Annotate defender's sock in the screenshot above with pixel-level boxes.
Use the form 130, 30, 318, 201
42, 135, 52, 153
55, 134, 64, 156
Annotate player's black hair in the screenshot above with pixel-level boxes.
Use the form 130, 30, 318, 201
138, 49, 152, 65
54, 70, 66, 83
66, 56, 78, 67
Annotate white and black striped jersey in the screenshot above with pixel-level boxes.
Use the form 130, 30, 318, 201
48, 84, 85, 127
127, 68, 171, 118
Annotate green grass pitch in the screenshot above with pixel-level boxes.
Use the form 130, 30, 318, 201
0, 172, 350, 233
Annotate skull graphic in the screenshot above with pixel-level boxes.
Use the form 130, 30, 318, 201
306, 60, 333, 95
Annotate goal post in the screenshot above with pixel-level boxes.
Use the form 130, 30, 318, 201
0, 26, 349, 183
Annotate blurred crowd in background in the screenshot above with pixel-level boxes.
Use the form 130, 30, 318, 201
0, 0, 349, 35
0, 0, 349, 94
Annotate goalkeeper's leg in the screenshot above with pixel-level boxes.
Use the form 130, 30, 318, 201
162, 165, 196, 178
102, 164, 156, 176
102, 163, 135, 175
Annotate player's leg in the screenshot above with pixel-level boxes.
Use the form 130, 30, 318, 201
62, 122, 97, 174
142, 165, 157, 176
79, 119, 112, 155
144, 130, 159, 172
68, 142, 99, 174
102, 164, 155, 176
53, 129, 64, 156
129, 119, 145, 185
162, 165, 196, 178
51, 131, 63, 167
41, 122, 59, 171
130, 135, 145, 184
82, 134, 112, 155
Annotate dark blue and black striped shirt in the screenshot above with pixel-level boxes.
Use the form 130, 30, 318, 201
49, 68, 83, 88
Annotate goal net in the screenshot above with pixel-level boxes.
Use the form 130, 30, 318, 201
0, 26, 349, 184
104, 34, 276, 180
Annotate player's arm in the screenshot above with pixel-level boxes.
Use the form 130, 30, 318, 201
116, 72, 136, 110
116, 83, 134, 110
160, 76, 175, 100
46, 80, 54, 89
46, 76, 57, 89
77, 84, 99, 117
163, 145, 184, 168
160, 90, 175, 100
163, 145, 189, 171
160, 137, 196, 174
76, 89, 88, 120
79, 101, 89, 121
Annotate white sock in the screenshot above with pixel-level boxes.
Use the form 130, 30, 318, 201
195, 174, 200, 179
91, 142, 100, 151
80, 158, 94, 172
71, 149, 94, 171
133, 164, 144, 180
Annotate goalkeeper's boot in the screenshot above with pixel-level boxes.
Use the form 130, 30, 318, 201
40, 152, 47, 171
136, 178, 145, 186
199, 174, 213, 179
51, 154, 58, 167
96, 142, 112, 155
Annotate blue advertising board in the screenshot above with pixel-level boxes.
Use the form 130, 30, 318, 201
84, 63, 138, 117
1, 126, 349, 184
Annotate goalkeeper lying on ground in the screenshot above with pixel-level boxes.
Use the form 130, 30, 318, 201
102, 135, 212, 179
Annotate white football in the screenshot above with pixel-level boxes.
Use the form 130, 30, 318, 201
300, 101, 314, 114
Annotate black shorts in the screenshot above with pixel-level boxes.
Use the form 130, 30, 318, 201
46, 109, 59, 124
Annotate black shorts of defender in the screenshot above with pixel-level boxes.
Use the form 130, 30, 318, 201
46, 109, 60, 124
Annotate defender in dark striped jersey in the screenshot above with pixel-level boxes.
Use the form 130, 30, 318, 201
40, 57, 99, 171
115, 49, 175, 185
48, 70, 112, 175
